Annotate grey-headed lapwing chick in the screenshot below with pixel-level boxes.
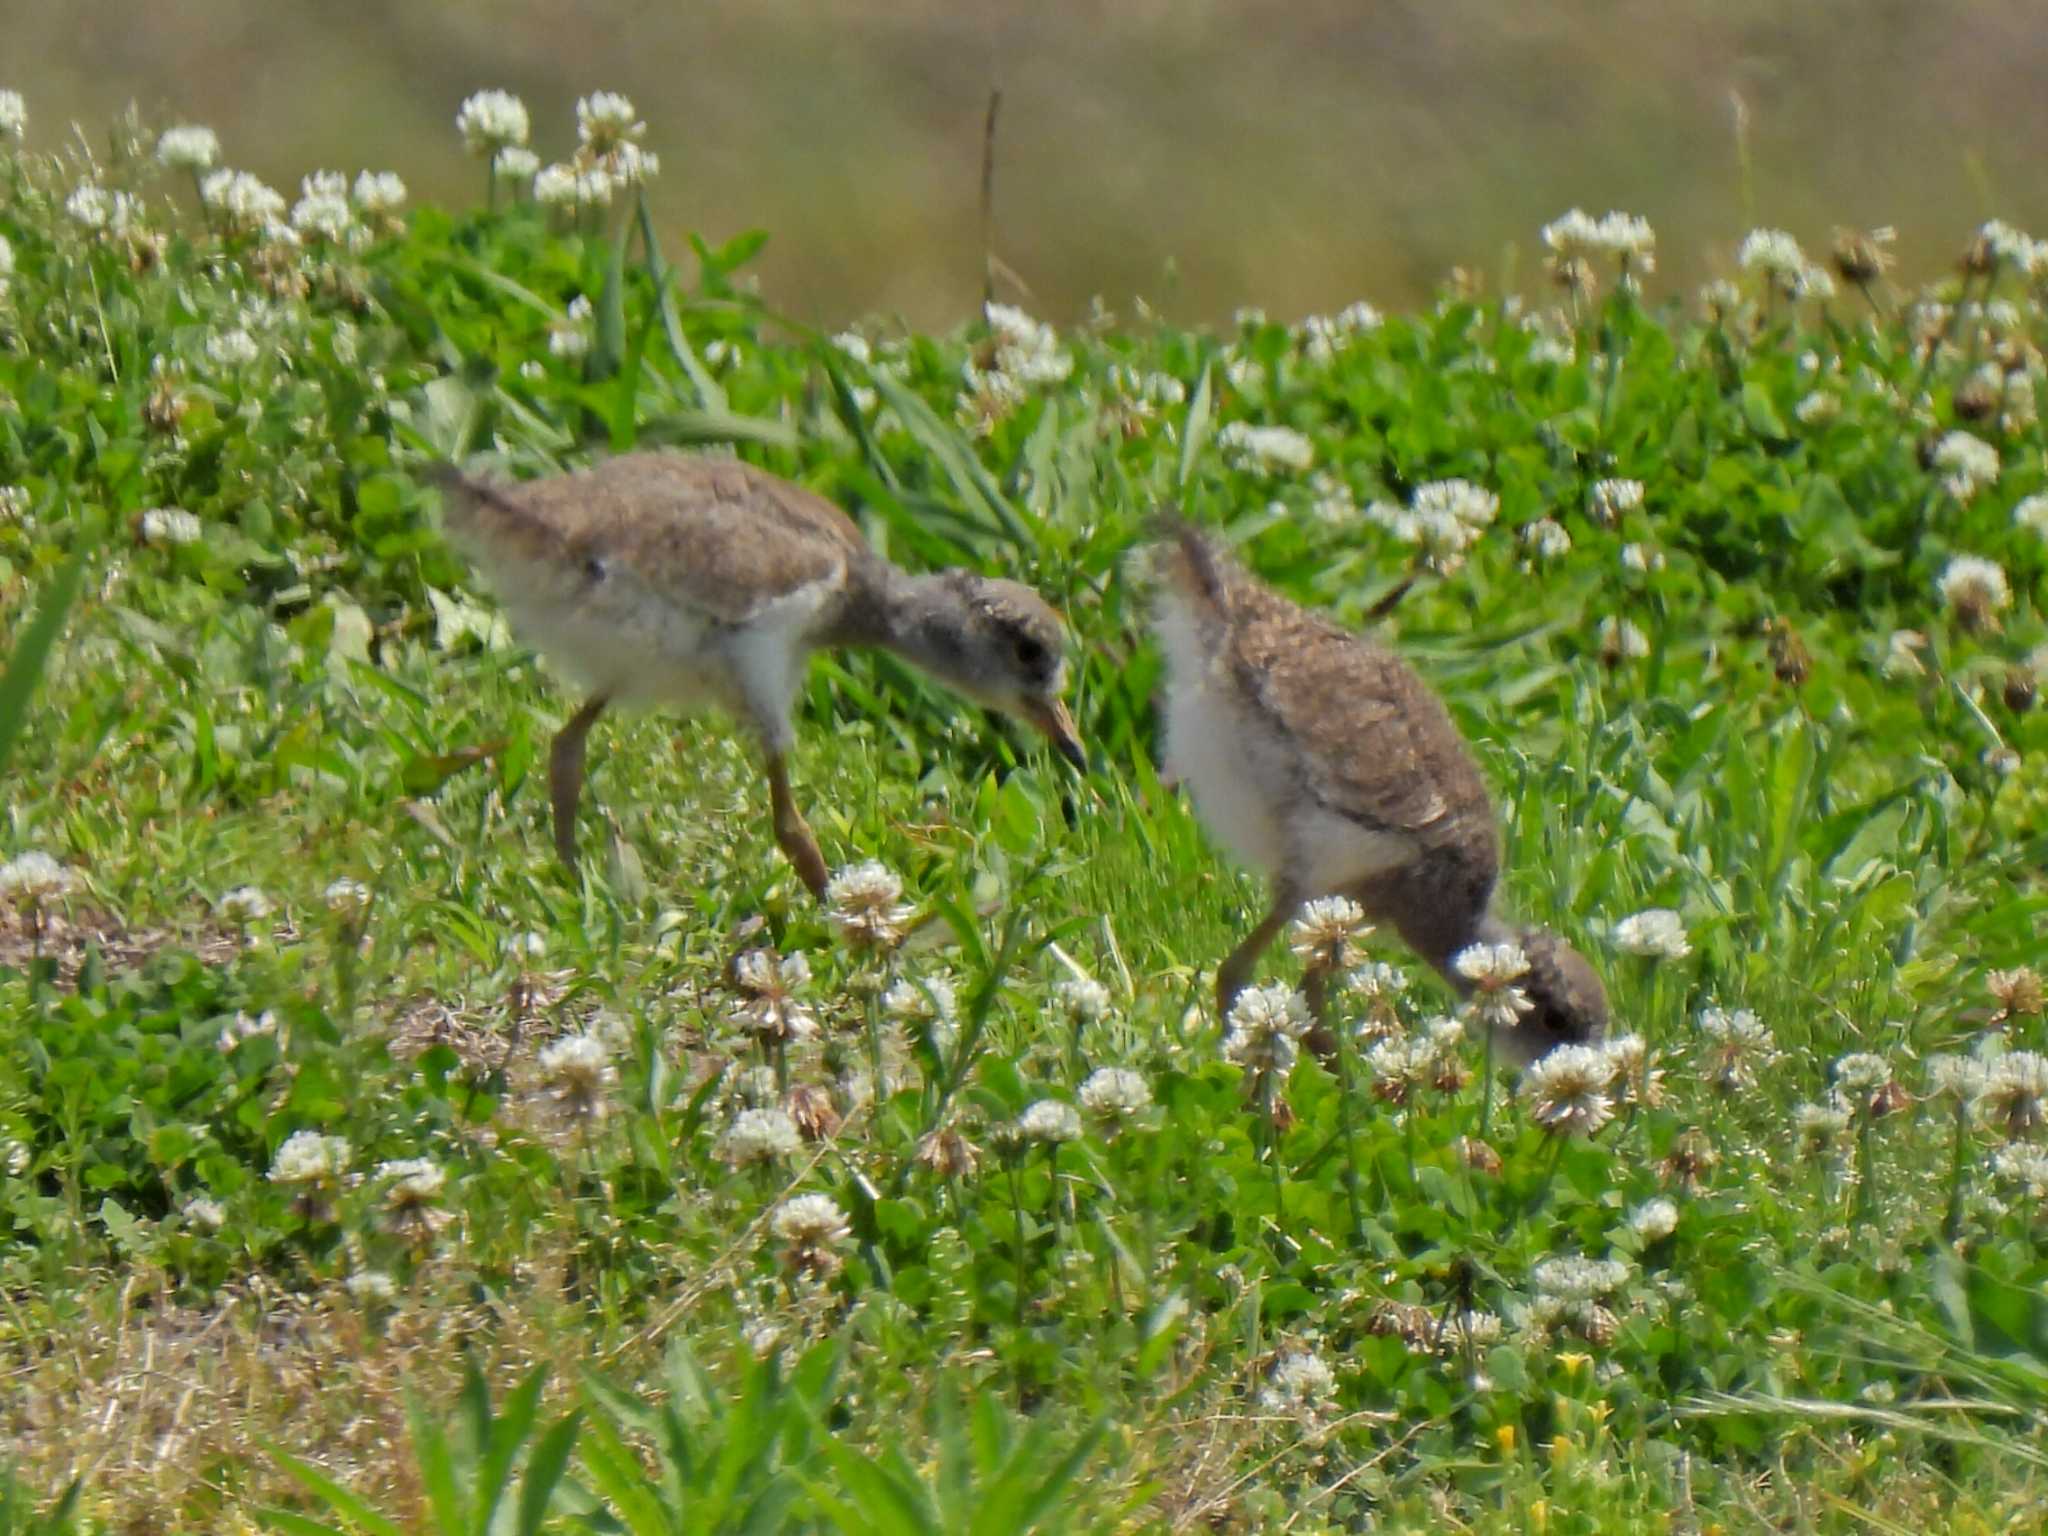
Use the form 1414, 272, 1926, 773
1149, 517, 1605, 1064
431, 452, 1083, 896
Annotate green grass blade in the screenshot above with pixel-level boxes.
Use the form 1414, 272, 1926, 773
0, 551, 86, 782
513, 1410, 581, 1536
265, 1444, 407, 1536
865, 370, 1032, 549
406, 1392, 467, 1536
473, 1366, 547, 1536
256, 1511, 355, 1536
1175, 360, 1212, 495
571, 1415, 673, 1536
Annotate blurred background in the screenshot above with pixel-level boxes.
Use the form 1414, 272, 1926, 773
10, 0, 2046, 327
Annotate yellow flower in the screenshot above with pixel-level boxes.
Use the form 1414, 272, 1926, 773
1556, 1350, 1593, 1376
1495, 1423, 1517, 1455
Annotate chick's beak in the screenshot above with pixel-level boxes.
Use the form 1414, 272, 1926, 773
1026, 696, 1086, 769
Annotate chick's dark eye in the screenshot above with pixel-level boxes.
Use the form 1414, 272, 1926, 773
1013, 635, 1049, 671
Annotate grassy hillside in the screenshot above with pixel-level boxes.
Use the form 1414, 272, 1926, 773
2, 94, 2047, 1531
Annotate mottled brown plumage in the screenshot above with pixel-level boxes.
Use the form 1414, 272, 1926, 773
1151, 518, 1604, 1063
430, 452, 1083, 892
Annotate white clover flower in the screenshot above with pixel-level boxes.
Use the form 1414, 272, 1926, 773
1532, 1255, 1631, 1302
1699, 1006, 1774, 1092
1257, 1349, 1337, 1416
1588, 478, 1645, 525
1795, 1097, 1853, 1151
533, 162, 582, 207
882, 971, 958, 1028
457, 89, 531, 155
1990, 1143, 2048, 1198
548, 293, 594, 360
1980, 1051, 2048, 1138
2015, 494, 2048, 538
65, 183, 112, 230
1882, 628, 1928, 680
1597, 615, 1651, 663
1217, 421, 1314, 475
344, 1270, 397, 1303
1620, 542, 1665, 574
505, 930, 547, 962
138, 507, 202, 546
156, 125, 220, 171
205, 328, 261, 370
1015, 1099, 1083, 1145
0, 850, 72, 902
1413, 479, 1499, 530
980, 302, 1072, 385
1738, 228, 1807, 283
1977, 219, 2035, 266
1078, 1067, 1153, 1121
199, 168, 286, 232
1291, 896, 1369, 971
0, 90, 24, 138
1832, 1051, 1893, 1094
1336, 299, 1383, 332
824, 859, 912, 950
1222, 984, 1312, 1074
1349, 960, 1407, 1002
352, 170, 407, 215
722, 1107, 803, 1166
1795, 390, 1839, 426
1541, 208, 1603, 259
1520, 1044, 1614, 1138
1627, 1197, 1679, 1242
1611, 908, 1690, 960
376, 1157, 447, 1205
1055, 975, 1112, 1022
1364, 1038, 1431, 1104
1938, 555, 2010, 631
732, 947, 818, 1043
495, 146, 540, 182
217, 1009, 277, 1053
181, 1195, 227, 1232
291, 171, 356, 242
1605, 1037, 1660, 1108
772, 1192, 849, 1247
324, 876, 371, 917
1927, 1054, 1989, 1103
218, 885, 273, 923
1795, 265, 1837, 303
1521, 518, 1571, 559
606, 142, 660, 187
576, 91, 644, 149
1933, 431, 2000, 502
1453, 941, 1529, 989
269, 1130, 349, 1185
538, 1032, 617, 1119
1527, 336, 1576, 367
1369, 478, 1498, 574
1595, 210, 1657, 269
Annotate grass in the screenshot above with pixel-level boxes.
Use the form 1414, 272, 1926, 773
2, 95, 2047, 1533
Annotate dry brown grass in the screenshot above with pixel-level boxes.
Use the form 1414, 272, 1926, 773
3, 1255, 620, 1531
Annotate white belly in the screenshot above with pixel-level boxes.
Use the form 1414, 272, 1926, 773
1156, 595, 1289, 873
1156, 592, 1422, 893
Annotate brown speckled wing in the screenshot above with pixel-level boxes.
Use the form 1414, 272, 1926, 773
1199, 531, 1496, 845
445, 453, 866, 626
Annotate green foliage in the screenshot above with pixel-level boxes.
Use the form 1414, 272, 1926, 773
2, 120, 2046, 1531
